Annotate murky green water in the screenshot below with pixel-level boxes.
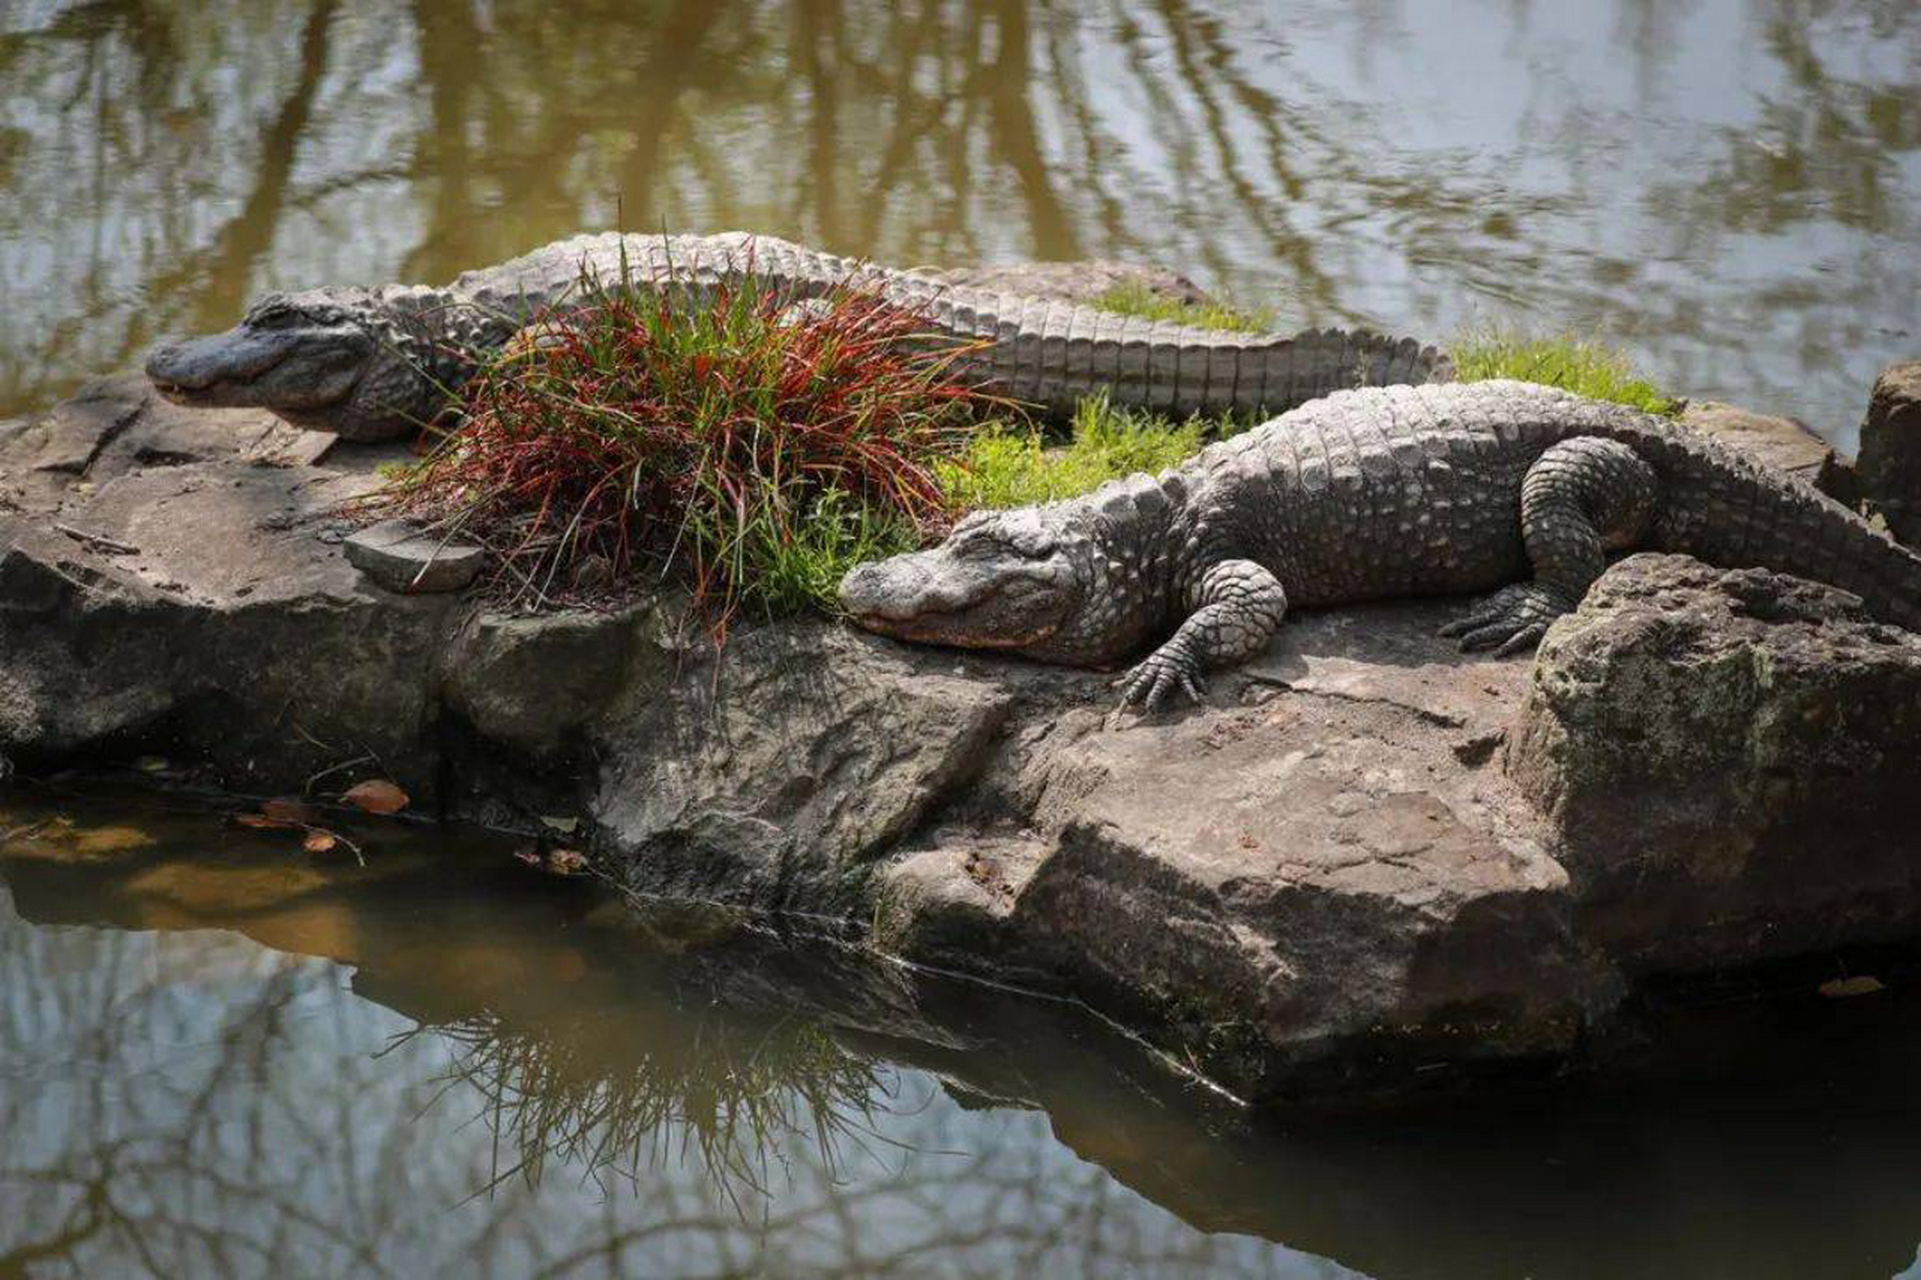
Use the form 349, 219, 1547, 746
4, 788, 1921, 1279
2, 1, 1916, 447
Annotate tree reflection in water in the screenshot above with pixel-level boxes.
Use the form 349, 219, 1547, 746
2, 1, 1916, 443
0, 806, 1320, 1279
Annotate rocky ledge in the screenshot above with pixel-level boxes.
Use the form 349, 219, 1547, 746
4, 361, 1920, 1103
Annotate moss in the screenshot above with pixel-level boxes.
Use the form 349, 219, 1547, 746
1451, 327, 1679, 416
1090, 279, 1275, 334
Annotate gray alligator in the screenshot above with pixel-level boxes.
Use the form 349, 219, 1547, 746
144, 232, 1451, 442
841, 380, 1921, 708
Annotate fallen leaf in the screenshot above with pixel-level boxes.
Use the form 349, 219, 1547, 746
262, 798, 321, 825
135, 755, 169, 774
513, 844, 542, 867
341, 780, 408, 815
302, 829, 338, 854
235, 813, 297, 830
548, 848, 588, 876
540, 815, 580, 834
1819, 975, 1886, 999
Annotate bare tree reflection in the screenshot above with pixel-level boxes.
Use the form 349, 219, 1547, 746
4, 0, 1914, 439
0, 855, 1306, 1279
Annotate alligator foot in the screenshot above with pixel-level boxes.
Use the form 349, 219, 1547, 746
1113, 638, 1208, 713
1439, 583, 1574, 656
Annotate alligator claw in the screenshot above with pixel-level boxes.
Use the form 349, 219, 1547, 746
1115, 644, 1207, 713
1440, 584, 1569, 655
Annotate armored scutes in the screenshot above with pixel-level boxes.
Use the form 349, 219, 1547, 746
144, 232, 1451, 441
841, 381, 1921, 708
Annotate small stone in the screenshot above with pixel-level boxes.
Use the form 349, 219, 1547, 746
343, 518, 484, 594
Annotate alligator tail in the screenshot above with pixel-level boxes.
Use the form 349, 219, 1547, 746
1636, 429, 1921, 630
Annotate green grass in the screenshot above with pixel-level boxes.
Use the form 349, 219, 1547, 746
1451, 328, 1679, 415
1091, 279, 1275, 334
935, 392, 1211, 511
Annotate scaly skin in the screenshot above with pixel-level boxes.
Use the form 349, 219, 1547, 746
144, 231, 1451, 441
841, 380, 1921, 708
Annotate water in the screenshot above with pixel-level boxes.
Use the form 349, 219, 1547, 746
4, 788, 1921, 1279
2, 1, 1916, 449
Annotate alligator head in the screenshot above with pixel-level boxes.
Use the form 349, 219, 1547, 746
840, 505, 1160, 666
145, 288, 450, 441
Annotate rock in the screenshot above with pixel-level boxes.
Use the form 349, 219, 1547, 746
440, 602, 681, 763
1680, 399, 1843, 493
909, 259, 1220, 309
0, 372, 340, 513
593, 624, 1013, 913
11, 375, 1921, 1106
1856, 361, 1921, 544
1507, 553, 1921, 972
343, 518, 485, 593
0, 453, 456, 800
878, 602, 1609, 1099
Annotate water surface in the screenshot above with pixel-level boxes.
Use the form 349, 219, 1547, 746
2, 1, 1916, 447
4, 789, 1921, 1278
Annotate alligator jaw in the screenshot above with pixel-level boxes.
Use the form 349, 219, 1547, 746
146, 330, 290, 402
840, 554, 1067, 652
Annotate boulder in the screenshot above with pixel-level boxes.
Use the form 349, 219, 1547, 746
0, 372, 335, 513
0, 454, 455, 800
1856, 361, 1921, 544
10, 363, 1921, 1105
594, 624, 1013, 913
440, 602, 682, 765
878, 602, 1614, 1098
1507, 553, 1921, 971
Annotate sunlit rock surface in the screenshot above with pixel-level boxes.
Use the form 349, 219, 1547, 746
1509, 553, 1921, 972
5, 372, 1921, 1101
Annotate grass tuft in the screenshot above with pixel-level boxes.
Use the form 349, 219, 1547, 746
936, 392, 1211, 511
365, 263, 993, 627
1090, 279, 1275, 334
1451, 327, 1679, 415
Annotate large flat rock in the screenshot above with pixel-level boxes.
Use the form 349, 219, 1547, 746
7, 377, 1921, 1104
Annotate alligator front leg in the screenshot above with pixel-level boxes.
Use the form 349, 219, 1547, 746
1441, 436, 1658, 655
1117, 560, 1289, 711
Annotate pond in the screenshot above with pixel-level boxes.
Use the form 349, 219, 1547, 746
3, 787, 1921, 1279
1, 1, 1915, 449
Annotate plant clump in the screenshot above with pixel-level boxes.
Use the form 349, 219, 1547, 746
1090, 279, 1275, 334
369, 270, 995, 624
937, 392, 1211, 511
1451, 327, 1679, 415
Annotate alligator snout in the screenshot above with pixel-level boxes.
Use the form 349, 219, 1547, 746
146, 329, 289, 398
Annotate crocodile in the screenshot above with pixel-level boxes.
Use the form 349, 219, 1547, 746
840, 380, 1921, 708
143, 232, 1451, 442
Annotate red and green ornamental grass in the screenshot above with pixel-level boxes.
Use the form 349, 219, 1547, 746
377, 274, 997, 625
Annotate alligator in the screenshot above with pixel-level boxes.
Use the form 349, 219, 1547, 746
840, 380, 1921, 709
144, 232, 1451, 442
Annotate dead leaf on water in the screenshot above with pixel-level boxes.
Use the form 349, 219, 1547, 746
341, 780, 408, 815
548, 848, 588, 877
1819, 975, 1886, 999
302, 829, 338, 854
540, 815, 579, 834
234, 813, 298, 831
